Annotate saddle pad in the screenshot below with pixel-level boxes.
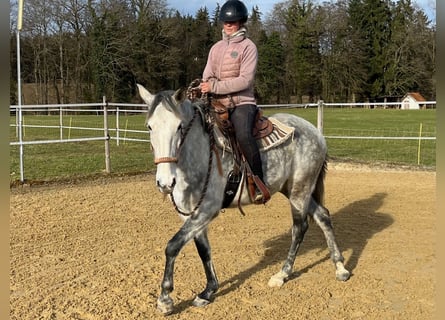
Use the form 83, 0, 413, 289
214, 117, 295, 152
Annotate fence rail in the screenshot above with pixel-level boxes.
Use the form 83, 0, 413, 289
10, 99, 436, 183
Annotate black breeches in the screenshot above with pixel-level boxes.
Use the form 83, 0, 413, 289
229, 104, 263, 180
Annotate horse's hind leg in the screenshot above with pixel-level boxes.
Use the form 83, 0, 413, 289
192, 228, 219, 307
268, 197, 309, 287
310, 198, 350, 281
268, 193, 350, 287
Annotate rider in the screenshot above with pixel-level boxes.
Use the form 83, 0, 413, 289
199, 0, 267, 204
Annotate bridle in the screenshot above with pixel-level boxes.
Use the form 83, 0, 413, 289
153, 108, 199, 166
154, 106, 218, 217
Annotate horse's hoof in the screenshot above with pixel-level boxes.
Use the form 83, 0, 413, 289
268, 271, 288, 287
157, 297, 174, 315
336, 269, 351, 281
192, 295, 211, 307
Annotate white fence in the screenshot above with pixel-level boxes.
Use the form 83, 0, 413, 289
10, 100, 436, 182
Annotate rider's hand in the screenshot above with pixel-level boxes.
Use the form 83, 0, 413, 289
200, 82, 211, 93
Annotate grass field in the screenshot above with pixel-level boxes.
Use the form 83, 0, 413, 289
9, 108, 436, 183
287, 108, 436, 167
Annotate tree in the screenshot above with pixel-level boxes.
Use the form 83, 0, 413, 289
209, 4, 221, 44
178, 7, 213, 85
284, 0, 322, 102
58, 0, 90, 103
126, 0, 183, 94
21, 0, 54, 104
384, 0, 435, 99
9, 0, 435, 103
348, 0, 392, 100
256, 31, 285, 103
247, 5, 263, 45
318, 0, 367, 102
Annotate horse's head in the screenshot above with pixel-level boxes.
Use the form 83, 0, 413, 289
137, 83, 195, 194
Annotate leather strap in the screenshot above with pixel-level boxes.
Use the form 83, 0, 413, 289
154, 157, 178, 165
251, 174, 271, 204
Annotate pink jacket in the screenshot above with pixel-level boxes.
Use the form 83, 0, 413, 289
202, 28, 257, 106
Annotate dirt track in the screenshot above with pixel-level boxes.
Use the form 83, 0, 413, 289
10, 164, 436, 319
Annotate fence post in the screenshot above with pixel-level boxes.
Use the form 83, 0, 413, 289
59, 105, 63, 140
116, 107, 120, 146
103, 96, 111, 173
417, 122, 423, 165
15, 107, 18, 138
317, 100, 324, 134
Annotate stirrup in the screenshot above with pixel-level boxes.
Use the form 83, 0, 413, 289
253, 183, 270, 205
254, 189, 264, 204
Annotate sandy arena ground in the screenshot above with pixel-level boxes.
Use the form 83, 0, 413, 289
10, 163, 436, 319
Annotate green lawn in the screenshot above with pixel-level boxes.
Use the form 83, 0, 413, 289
263, 108, 436, 167
10, 108, 436, 183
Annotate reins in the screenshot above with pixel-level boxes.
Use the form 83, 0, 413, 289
156, 105, 219, 217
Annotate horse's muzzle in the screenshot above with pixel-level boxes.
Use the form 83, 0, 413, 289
156, 177, 176, 194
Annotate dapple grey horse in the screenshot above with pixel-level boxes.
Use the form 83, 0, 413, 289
137, 84, 350, 314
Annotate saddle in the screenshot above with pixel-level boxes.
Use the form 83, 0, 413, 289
210, 98, 271, 207
210, 99, 274, 140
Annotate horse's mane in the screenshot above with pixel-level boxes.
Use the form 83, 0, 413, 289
147, 89, 210, 133
147, 90, 177, 119
189, 98, 212, 133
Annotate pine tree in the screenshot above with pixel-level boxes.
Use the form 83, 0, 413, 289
256, 31, 285, 103
285, 0, 322, 102
348, 0, 392, 100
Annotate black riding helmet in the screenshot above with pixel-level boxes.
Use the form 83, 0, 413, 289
219, 0, 248, 23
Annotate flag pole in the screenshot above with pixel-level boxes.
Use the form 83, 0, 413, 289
17, 0, 24, 182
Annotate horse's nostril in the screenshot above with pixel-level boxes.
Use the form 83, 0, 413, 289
170, 178, 176, 189
156, 179, 175, 193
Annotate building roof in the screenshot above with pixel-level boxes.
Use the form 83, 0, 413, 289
403, 92, 426, 102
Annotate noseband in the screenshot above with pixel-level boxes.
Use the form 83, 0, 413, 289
154, 157, 179, 165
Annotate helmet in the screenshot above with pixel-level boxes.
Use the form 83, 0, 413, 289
219, 0, 248, 23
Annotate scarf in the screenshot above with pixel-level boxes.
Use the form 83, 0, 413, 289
222, 27, 248, 40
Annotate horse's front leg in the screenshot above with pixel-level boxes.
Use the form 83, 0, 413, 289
192, 228, 219, 307
156, 217, 211, 315
157, 230, 183, 315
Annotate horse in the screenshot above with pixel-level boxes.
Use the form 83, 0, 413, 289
136, 84, 350, 315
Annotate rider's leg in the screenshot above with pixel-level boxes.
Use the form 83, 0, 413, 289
230, 104, 265, 202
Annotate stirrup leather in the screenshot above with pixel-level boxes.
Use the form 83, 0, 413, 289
248, 174, 270, 205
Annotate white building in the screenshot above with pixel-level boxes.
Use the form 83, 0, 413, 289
401, 92, 426, 110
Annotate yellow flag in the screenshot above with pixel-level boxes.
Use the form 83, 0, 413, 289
18, 0, 24, 31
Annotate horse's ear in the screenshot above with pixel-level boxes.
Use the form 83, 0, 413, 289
136, 83, 154, 106
173, 87, 188, 103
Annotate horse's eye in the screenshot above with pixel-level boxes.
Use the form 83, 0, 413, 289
147, 124, 152, 131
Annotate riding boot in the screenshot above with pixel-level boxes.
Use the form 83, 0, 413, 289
240, 133, 269, 204
251, 160, 268, 204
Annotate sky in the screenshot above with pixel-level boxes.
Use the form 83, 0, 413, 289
166, 0, 436, 24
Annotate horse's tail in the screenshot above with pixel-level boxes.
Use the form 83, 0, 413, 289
312, 158, 327, 210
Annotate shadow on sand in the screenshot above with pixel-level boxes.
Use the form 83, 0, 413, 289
171, 192, 394, 314
217, 192, 394, 294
